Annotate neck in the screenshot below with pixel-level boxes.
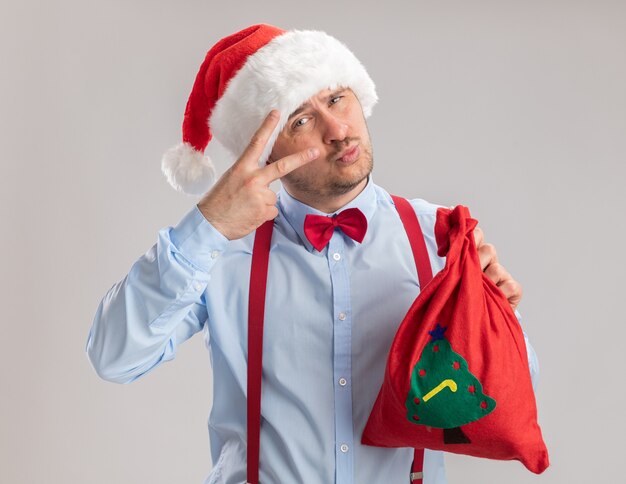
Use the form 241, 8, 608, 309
284, 176, 369, 214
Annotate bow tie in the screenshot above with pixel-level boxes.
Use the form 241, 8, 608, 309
303, 207, 368, 252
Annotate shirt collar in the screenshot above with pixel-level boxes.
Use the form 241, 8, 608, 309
277, 174, 378, 253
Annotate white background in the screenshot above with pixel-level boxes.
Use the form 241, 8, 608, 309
1, 1, 624, 482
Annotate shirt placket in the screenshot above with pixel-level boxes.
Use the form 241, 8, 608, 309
326, 231, 354, 484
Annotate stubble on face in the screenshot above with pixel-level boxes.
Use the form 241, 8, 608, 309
283, 140, 374, 199
282, 136, 374, 202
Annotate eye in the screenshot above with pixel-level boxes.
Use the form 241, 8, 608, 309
292, 117, 309, 129
330, 95, 343, 105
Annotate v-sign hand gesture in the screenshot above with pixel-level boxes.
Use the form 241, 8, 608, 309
197, 110, 320, 240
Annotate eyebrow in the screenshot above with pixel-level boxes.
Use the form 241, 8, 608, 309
287, 88, 348, 120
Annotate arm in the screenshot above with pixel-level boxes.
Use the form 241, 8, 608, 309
85, 111, 319, 384
85, 205, 229, 384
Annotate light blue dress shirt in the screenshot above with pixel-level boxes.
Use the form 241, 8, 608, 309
86, 175, 539, 484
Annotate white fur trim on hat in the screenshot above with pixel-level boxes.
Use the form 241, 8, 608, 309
161, 142, 216, 195
210, 29, 378, 168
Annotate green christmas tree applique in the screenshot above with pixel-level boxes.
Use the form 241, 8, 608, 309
405, 323, 496, 444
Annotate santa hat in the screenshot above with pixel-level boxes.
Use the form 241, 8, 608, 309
161, 23, 378, 195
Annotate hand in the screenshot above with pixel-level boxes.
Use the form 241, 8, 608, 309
197, 110, 320, 240
473, 226, 523, 310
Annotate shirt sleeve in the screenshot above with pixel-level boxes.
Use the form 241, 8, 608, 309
85, 204, 230, 384
515, 308, 540, 390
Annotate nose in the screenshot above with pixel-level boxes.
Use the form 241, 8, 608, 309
321, 112, 348, 144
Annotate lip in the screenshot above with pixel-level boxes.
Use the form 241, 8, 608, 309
336, 144, 360, 164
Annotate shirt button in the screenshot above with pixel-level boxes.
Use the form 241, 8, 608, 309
340, 444, 349, 453
338, 312, 346, 321
332, 252, 341, 261
339, 377, 347, 386
192, 281, 203, 291
211, 250, 220, 259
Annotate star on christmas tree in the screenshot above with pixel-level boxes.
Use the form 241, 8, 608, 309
428, 323, 447, 341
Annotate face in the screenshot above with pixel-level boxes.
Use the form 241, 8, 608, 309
268, 87, 374, 208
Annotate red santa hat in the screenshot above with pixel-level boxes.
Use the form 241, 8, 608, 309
161, 23, 378, 195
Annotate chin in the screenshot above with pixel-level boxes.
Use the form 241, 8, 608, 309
285, 155, 372, 198
328, 168, 371, 195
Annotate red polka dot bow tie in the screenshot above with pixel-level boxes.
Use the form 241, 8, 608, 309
303, 207, 368, 252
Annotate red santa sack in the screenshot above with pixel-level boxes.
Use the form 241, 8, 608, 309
362, 205, 549, 474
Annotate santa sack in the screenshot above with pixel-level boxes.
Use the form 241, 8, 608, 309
361, 205, 549, 474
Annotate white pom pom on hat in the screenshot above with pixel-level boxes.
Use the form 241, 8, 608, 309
161, 142, 216, 195
161, 23, 378, 195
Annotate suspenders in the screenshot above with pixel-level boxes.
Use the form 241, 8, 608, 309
247, 219, 274, 483
246, 196, 433, 484
391, 196, 433, 484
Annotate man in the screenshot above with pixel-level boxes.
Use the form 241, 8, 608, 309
86, 24, 537, 483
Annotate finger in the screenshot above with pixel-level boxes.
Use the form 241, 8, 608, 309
264, 205, 279, 221
473, 226, 484, 248
484, 262, 509, 287
259, 147, 320, 184
477, 242, 498, 271
498, 279, 523, 307
260, 187, 278, 206
236, 110, 281, 169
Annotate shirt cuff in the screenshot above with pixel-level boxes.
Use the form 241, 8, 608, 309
169, 204, 230, 272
